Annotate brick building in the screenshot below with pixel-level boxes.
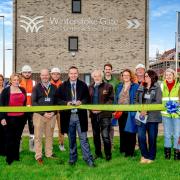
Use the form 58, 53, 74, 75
13, 0, 149, 83
150, 48, 180, 76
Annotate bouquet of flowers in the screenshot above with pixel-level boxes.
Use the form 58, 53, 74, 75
165, 100, 180, 115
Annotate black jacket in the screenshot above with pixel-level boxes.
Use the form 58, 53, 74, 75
32, 82, 57, 115
0, 86, 27, 121
56, 79, 90, 134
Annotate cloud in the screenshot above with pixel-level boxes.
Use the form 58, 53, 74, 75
0, 35, 12, 48
0, 0, 12, 26
149, 41, 175, 58
149, 43, 164, 58
0, 0, 12, 14
151, 4, 179, 17
0, 1, 13, 77
4, 20, 12, 26
2, 1, 13, 6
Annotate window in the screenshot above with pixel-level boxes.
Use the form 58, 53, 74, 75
72, 0, 81, 13
68, 36, 78, 52
84, 74, 91, 86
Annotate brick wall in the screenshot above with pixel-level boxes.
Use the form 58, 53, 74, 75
13, 0, 149, 75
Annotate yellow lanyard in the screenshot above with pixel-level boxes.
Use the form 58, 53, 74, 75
41, 83, 51, 97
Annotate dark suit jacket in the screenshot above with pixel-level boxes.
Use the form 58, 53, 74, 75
56, 79, 90, 134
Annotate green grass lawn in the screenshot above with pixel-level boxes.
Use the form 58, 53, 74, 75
0, 136, 179, 180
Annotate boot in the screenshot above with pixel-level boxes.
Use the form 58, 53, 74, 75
164, 147, 171, 159
174, 149, 180, 160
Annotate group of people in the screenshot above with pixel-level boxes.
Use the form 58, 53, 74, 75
0, 63, 179, 166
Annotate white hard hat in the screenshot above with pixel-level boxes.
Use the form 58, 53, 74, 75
21, 65, 32, 72
135, 64, 145, 70
51, 67, 61, 74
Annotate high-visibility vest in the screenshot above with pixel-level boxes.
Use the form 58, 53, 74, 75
50, 79, 62, 88
20, 78, 36, 106
161, 80, 180, 118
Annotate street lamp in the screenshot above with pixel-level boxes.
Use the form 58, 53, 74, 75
0, 16, 5, 77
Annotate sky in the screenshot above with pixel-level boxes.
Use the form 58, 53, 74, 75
149, 0, 180, 58
0, 0, 12, 77
0, 0, 180, 77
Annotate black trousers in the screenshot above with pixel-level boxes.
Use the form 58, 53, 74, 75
118, 112, 136, 156
91, 114, 111, 158
4, 115, 26, 164
26, 113, 34, 135
0, 124, 6, 156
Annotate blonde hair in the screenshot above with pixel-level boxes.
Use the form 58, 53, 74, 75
9, 73, 21, 84
164, 68, 178, 79
91, 69, 104, 79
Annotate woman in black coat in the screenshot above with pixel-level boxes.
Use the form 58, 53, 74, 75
0, 74, 27, 165
0, 74, 5, 156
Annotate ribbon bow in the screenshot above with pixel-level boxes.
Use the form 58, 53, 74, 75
165, 100, 180, 114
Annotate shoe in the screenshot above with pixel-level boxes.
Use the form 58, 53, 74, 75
93, 154, 103, 160
29, 137, 35, 152
106, 155, 112, 161
0, 151, 6, 156
146, 159, 154, 164
69, 161, 76, 166
140, 157, 149, 164
119, 148, 125, 154
59, 144, 66, 151
164, 147, 171, 160
6, 158, 13, 165
7, 161, 13, 165
46, 154, 58, 159
174, 149, 180, 160
125, 153, 134, 157
37, 158, 43, 165
14, 156, 20, 161
135, 144, 139, 150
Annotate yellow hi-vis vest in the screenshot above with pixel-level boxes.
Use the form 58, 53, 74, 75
161, 80, 180, 118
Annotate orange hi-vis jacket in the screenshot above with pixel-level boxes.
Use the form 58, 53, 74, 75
50, 79, 62, 88
20, 78, 36, 106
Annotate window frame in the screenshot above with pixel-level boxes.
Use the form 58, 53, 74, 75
68, 36, 79, 52
72, 0, 81, 14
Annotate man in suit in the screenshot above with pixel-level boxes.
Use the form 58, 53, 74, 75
56, 66, 95, 167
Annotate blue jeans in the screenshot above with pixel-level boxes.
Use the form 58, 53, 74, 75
68, 114, 93, 164
162, 116, 180, 150
137, 122, 158, 160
